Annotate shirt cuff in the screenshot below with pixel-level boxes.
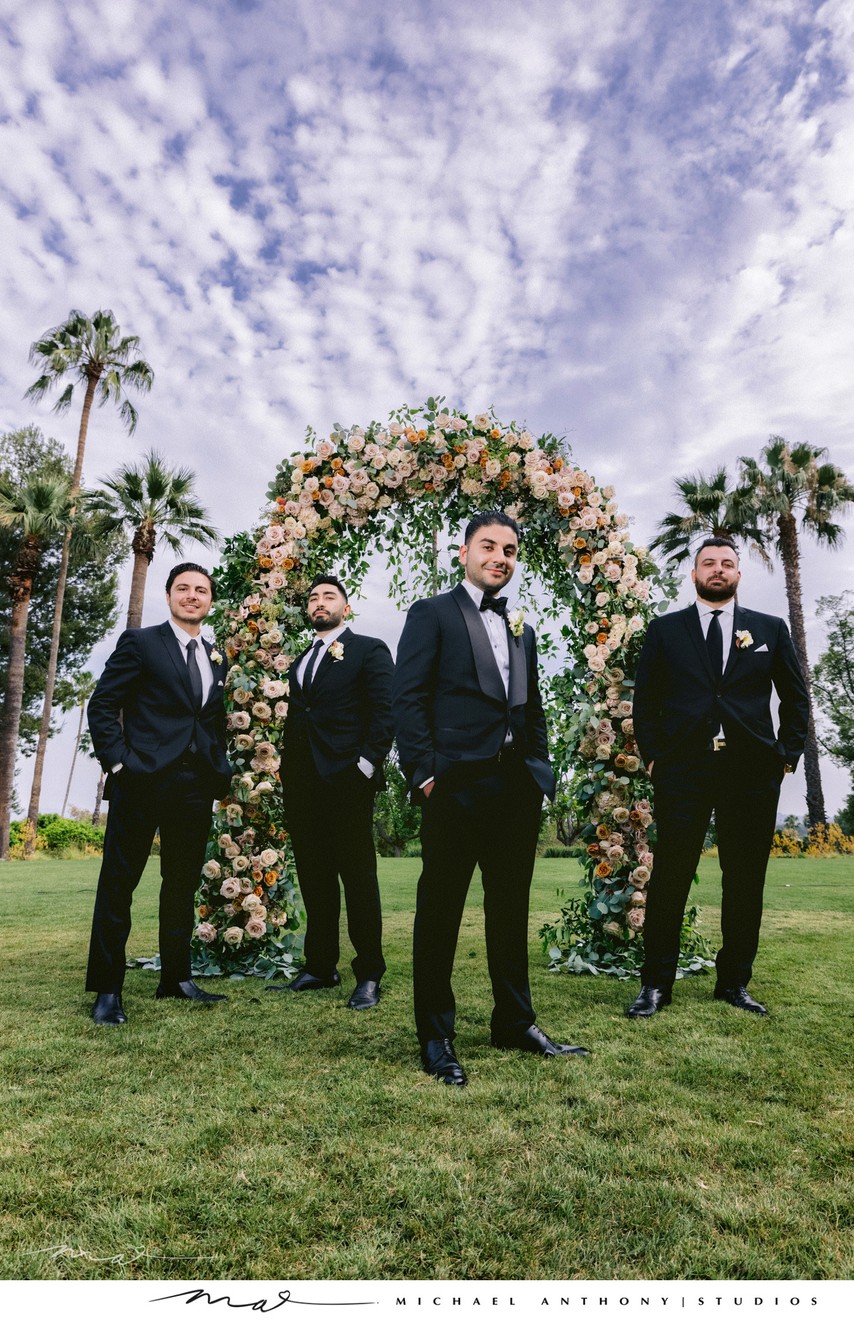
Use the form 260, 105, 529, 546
357, 757, 375, 778
111, 763, 123, 773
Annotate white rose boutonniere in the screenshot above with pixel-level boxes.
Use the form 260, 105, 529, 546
507, 608, 525, 638
735, 630, 754, 650
329, 641, 345, 661
210, 648, 223, 665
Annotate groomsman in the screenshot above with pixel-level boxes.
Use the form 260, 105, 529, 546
269, 575, 394, 1009
628, 537, 810, 1018
86, 563, 233, 1025
393, 511, 589, 1085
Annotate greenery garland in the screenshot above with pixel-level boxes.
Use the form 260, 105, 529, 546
191, 399, 711, 979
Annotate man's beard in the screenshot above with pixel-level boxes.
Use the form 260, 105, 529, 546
698, 580, 737, 603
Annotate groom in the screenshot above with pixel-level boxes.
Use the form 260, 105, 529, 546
271, 574, 394, 1008
86, 563, 233, 1024
628, 537, 810, 1018
393, 511, 589, 1085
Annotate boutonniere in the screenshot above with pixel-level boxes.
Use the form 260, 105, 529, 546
210, 648, 223, 665
329, 641, 344, 661
507, 608, 525, 638
735, 630, 754, 650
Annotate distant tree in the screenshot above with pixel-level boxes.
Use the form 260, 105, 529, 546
739, 439, 854, 827
88, 449, 218, 629
0, 473, 73, 859
373, 756, 421, 857
57, 671, 96, 818
650, 467, 770, 568
836, 793, 854, 837
23, 309, 153, 843
0, 428, 124, 757
813, 593, 854, 771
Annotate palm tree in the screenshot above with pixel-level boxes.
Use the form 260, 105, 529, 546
22, 309, 153, 845
0, 475, 73, 859
738, 437, 854, 828
87, 451, 218, 629
650, 467, 771, 568
57, 671, 96, 818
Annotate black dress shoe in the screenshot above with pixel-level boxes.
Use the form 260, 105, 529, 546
491, 1023, 590, 1056
421, 1038, 467, 1086
156, 979, 227, 1002
347, 979, 381, 1010
92, 993, 127, 1025
714, 984, 767, 1015
626, 985, 672, 1018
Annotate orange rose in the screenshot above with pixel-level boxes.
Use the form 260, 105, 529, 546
553, 458, 563, 470
442, 454, 455, 470
331, 457, 343, 470
417, 429, 428, 440
573, 537, 587, 549
595, 861, 612, 877
198, 905, 211, 918
301, 460, 314, 474
258, 556, 273, 568
264, 870, 277, 885
597, 632, 608, 644
596, 824, 610, 839
579, 553, 592, 565
587, 843, 601, 856
276, 496, 286, 508
280, 558, 295, 571
323, 476, 333, 488
490, 427, 502, 439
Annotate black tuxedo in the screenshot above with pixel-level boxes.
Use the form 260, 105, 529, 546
393, 583, 556, 1044
85, 622, 232, 991
281, 627, 394, 981
633, 602, 810, 989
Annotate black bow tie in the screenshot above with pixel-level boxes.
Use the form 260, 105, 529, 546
480, 596, 507, 616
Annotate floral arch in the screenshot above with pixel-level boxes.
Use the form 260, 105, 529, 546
191, 400, 709, 981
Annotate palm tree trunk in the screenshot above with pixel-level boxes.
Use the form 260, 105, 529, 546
61, 698, 87, 818
92, 769, 106, 827
777, 511, 826, 827
0, 568, 35, 860
24, 372, 99, 852
126, 549, 151, 630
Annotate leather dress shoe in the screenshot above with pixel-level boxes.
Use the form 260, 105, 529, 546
714, 984, 767, 1015
347, 979, 381, 1010
265, 969, 341, 992
156, 979, 227, 1002
92, 993, 127, 1025
421, 1038, 467, 1086
491, 1023, 590, 1056
626, 985, 672, 1018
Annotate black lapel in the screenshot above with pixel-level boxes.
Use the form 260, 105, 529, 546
290, 639, 316, 693
309, 626, 353, 692
159, 621, 195, 706
200, 637, 225, 707
452, 584, 507, 706
722, 604, 743, 680
684, 605, 716, 682
507, 622, 528, 708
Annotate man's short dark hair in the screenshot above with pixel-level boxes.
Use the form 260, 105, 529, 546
694, 536, 739, 567
308, 573, 349, 602
464, 511, 521, 545
165, 562, 216, 598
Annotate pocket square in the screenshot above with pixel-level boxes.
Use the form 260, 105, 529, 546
755, 643, 769, 653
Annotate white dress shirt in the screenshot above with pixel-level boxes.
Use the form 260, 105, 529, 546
461, 578, 510, 697
696, 598, 735, 740
169, 618, 214, 704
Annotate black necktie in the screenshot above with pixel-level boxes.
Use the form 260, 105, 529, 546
480, 595, 507, 616
706, 610, 724, 677
186, 638, 203, 709
302, 638, 324, 691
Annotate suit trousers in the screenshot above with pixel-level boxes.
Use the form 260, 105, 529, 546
283, 752, 386, 982
413, 753, 544, 1044
643, 747, 784, 990
86, 762, 214, 992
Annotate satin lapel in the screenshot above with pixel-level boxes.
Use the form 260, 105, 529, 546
684, 605, 716, 682
507, 623, 528, 708
159, 622, 195, 706
452, 585, 506, 706
722, 605, 743, 680
309, 626, 352, 692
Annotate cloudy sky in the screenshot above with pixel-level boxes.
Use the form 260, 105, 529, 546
2, 0, 853, 816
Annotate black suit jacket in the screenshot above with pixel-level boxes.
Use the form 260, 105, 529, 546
633, 603, 810, 769
392, 583, 555, 799
282, 627, 394, 782
87, 621, 233, 797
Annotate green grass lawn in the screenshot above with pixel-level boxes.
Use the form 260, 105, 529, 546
0, 854, 852, 1282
